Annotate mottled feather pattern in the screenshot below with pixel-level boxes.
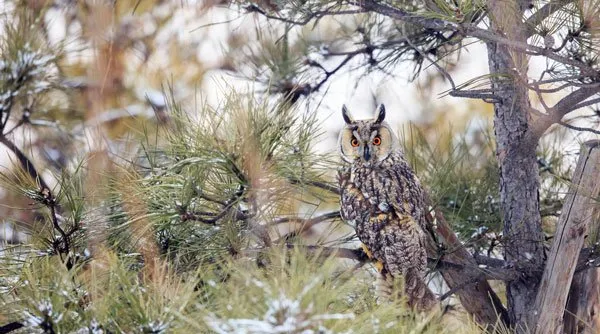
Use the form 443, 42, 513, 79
351, 152, 427, 229
339, 161, 436, 310
338, 105, 437, 311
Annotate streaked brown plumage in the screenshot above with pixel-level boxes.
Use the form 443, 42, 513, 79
338, 104, 437, 311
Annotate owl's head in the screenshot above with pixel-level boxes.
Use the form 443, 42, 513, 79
338, 104, 398, 166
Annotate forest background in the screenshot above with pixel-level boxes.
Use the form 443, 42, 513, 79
0, 1, 599, 333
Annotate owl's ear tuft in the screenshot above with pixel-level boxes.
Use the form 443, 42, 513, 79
342, 105, 353, 124
374, 104, 386, 124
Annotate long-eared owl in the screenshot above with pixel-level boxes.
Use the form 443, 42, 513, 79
338, 104, 437, 311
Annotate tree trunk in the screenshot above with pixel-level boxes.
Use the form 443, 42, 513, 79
565, 269, 600, 334
564, 166, 600, 334
486, 1, 546, 329
534, 141, 600, 333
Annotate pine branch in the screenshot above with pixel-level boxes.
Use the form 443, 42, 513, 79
0, 321, 24, 334
270, 211, 340, 226
0, 135, 51, 192
284, 244, 370, 262
245, 3, 367, 26
254, 0, 598, 111
288, 177, 340, 195
439, 275, 484, 301
179, 186, 249, 225
530, 87, 600, 139
0, 133, 74, 269
346, 0, 599, 77
524, 0, 573, 36
346, 0, 455, 31
272, 211, 341, 243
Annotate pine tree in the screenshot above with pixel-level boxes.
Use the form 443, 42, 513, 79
1, 1, 599, 333
232, 0, 600, 332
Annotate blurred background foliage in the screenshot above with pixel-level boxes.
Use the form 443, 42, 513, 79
0, 0, 588, 332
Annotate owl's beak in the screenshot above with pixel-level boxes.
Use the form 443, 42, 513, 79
363, 146, 371, 162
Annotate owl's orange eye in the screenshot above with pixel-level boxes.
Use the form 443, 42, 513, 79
351, 138, 359, 147
373, 136, 381, 146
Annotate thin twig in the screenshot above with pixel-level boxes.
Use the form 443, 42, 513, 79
179, 186, 247, 224
569, 97, 600, 114
285, 244, 370, 262
0, 321, 24, 334
558, 121, 600, 135
42, 188, 70, 264
270, 211, 340, 226
524, 0, 572, 37
288, 177, 340, 195
347, 0, 599, 76
402, 25, 455, 90
0, 135, 73, 267
272, 211, 341, 243
0, 136, 51, 191
246, 4, 367, 26
439, 274, 484, 301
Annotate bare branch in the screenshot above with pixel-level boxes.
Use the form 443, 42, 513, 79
439, 274, 484, 301
424, 203, 509, 323
270, 211, 340, 226
558, 121, 600, 135
348, 0, 599, 77
530, 87, 600, 139
285, 244, 370, 262
0, 321, 24, 334
553, 89, 600, 118
246, 3, 367, 26
273, 211, 341, 244
0, 135, 51, 192
288, 177, 340, 195
346, 0, 456, 31
448, 89, 500, 101
570, 97, 600, 114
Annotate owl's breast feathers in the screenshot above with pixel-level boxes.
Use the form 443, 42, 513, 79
342, 152, 426, 227
339, 152, 428, 272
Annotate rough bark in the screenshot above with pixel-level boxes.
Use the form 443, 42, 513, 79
425, 208, 509, 326
486, 1, 546, 329
534, 141, 600, 333
564, 168, 600, 334
564, 269, 600, 333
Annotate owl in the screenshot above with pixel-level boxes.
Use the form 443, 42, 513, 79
338, 104, 437, 311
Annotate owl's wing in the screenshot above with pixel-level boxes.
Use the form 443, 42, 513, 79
385, 160, 444, 256
380, 216, 436, 310
380, 216, 427, 276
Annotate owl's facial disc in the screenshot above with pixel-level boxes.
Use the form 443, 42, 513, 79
339, 105, 397, 165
